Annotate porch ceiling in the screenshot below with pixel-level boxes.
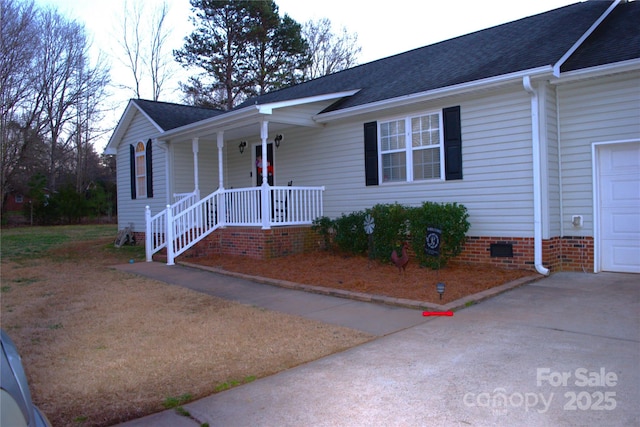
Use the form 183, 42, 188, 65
160, 110, 314, 144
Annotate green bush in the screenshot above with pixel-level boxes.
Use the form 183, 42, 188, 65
314, 202, 470, 269
367, 203, 410, 261
333, 210, 368, 255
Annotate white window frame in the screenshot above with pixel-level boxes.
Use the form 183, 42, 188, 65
378, 111, 444, 183
135, 141, 147, 198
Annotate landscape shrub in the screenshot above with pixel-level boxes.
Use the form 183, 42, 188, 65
333, 210, 368, 255
314, 202, 470, 269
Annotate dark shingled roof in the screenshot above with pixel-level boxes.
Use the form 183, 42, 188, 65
562, 0, 640, 72
236, 1, 631, 113
133, 99, 225, 131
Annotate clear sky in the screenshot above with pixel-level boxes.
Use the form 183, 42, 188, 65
33, 0, 580, 150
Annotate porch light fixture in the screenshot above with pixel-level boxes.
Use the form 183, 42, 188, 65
274, 134, 283, 148
238, 141, 247, 154
436, 282, 445, 300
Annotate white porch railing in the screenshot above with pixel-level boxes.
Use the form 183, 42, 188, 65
172, 191, 198, 213
146, 185, 325, 265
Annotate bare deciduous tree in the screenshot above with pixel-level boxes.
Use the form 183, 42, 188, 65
302, 18, 361, 80
1, 0, 42, 211
1, 0, 110, 206
116, 0, 174, 101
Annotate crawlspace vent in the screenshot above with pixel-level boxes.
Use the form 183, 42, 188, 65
490, 243, 513, 258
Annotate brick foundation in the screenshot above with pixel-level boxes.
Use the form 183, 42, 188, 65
456, 235, 594, 272
147, 227, 594, 272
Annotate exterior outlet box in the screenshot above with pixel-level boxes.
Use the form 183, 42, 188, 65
572, 215, 583, 227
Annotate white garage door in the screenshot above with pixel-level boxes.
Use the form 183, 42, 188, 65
598, 142, 640, 273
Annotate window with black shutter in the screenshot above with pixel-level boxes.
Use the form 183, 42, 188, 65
364, 106, 462, 184
364, 121, 378, 186
443, 106, 462, 180
130, 140, 153, 199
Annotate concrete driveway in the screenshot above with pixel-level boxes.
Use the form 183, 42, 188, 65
116, 271, 639, 427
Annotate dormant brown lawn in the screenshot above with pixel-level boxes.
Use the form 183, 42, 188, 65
0, 233, 372, 426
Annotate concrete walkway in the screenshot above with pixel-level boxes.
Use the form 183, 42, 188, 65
113, 263, 639, 427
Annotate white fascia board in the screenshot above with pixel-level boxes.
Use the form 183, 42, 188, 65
257, 89, 360, 114
314, 66, 554, 123
159, 105, 264, 140
551, 58, 640, 85
104, 100, 163, 155
158, 90, 361, 140
553, 0, 620, 77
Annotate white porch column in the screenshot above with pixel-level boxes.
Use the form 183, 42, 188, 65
192, 137, 200, 199
217, 132, 224, 189
260, 120, 270, 229
217, 132, 226, 227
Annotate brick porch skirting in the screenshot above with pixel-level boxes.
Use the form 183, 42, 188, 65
179, 226, 323, 260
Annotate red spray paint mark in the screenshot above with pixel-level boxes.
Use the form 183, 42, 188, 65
422, 311, 454, 317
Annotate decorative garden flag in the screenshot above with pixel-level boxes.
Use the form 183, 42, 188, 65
424, 226, 442, 257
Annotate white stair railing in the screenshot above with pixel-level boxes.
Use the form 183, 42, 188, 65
146, 186, 325, 265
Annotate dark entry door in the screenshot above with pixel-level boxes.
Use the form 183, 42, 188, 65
255, 143, 274, 186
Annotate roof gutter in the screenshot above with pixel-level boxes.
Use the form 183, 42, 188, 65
315, 66, 554, 123
523, 75, 550, 276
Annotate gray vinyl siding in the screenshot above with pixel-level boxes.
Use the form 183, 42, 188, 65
543, 83, 561, 238
168, 138, 220, 199
224, 88, 537, 237
115, 112, 167, 233
557, 71, 640, 237
170, 142, 195, 195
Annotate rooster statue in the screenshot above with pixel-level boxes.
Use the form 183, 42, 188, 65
391, 242, 410, 274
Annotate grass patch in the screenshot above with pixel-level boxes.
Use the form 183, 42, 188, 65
162, 393, 193, 409
12, 277, 40, 286
0, 225, 117, 261
214, 375, 257, 392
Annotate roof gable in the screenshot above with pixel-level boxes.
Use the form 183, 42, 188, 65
105, 99, 225, 154
562, 0, 640, 72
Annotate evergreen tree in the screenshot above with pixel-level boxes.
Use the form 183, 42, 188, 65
175, 0, 308, 109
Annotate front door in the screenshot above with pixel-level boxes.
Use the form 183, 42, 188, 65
255, 143, 274, 186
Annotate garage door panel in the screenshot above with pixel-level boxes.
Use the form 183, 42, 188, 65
601, 177, 640, 207
601, 143, 640, 172
601, 211, 640, 237
601, 245, 640, 273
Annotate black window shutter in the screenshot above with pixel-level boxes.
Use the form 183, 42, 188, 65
364, 121, 378, 186
146, 139, 153, 198
129, 145, 136, 199
443, 106, 462, 180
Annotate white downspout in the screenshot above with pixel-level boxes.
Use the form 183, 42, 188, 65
523, 76, 550, 276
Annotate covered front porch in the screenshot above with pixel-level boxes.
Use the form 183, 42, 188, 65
143, 97, 345, 264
